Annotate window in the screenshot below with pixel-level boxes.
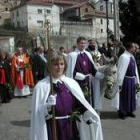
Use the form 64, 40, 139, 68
38, 9, 42, 14
85, 8, 88, 12
60, 7, 64, 13
5, 7, 8, 11
100, 5, 103, 11
44, 9, 51, 16
37, 20, 43, 28
46, 9, 51, 14
0, 16, 1, 19
100, 19, 103, 24
101, 29, 103, 33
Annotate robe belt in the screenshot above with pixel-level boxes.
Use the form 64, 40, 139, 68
46, 114, 71, 120
125, 76, 135, 79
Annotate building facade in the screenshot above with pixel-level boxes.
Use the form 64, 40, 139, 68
61, 1, 114, 43
0, 36, 15, 52
11, 2, 60, 34
10, 0, 115, 49
0, 0, 21, 25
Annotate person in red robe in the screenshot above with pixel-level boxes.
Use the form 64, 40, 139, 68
11, 47, 34, 97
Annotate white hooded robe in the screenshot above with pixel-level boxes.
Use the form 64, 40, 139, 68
111, 51, 140, 109
66, 48, 103, 110
30, 76, 103, 140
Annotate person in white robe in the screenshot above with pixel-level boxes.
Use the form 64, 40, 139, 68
66, 37, 104, 111
111, 42, 139, 118
30, 52, 103, 140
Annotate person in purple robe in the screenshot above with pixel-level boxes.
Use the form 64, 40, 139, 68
30, 52, 103, 140
117, 42, 140, 119
66, 37, 104, 107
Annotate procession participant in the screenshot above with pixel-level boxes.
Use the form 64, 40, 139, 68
11, 46, 34, 97
31, 47, 39, 84
86, 39, 102, 66
59, 46, 67, 57
66, 37, 104, 109
0, 49, 6, 103
113, 42, 139, 119
3, 52, 13, 102
99, 43, 108, 57
32, 46, 47, 81
30, 52, 103, 140
72, 45, 77, 51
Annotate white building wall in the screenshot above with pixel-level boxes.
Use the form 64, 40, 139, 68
11, 5, 27, 27
0, 36, 15, 53
92, 17, 114, 43
27, 4, 60, 33
51, 5, 60, 34
95, 1, 114, 15
11, 4, 60, 33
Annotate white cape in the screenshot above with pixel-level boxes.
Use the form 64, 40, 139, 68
66, 48, 102, 110
111, 51, 140, 109
30, 75, 103, 140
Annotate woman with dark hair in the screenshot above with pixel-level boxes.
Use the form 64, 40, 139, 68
30, 52, 103, 140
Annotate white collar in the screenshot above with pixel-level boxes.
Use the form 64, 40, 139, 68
52, 75, 65, 84
124, 50, 134, 57
75, 48, 86, 54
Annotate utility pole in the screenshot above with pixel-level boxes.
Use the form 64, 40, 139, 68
44, 9, 49, 50
113, 0, 120, 41
104, 0, 109, 45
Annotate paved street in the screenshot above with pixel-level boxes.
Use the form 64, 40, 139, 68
0, 95, 140, 140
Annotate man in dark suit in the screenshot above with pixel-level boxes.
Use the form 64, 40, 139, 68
32, 46, 47, 82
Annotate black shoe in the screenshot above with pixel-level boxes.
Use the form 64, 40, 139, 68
23, 96, 27, 98
118, 112, 126, 119
127, 113, 136, 118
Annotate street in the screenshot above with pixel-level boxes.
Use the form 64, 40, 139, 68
0, 95, 140, 140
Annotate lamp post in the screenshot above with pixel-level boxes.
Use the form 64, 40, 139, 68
104, 0, 109, 45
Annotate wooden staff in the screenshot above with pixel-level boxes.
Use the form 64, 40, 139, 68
45, 19, 57, 140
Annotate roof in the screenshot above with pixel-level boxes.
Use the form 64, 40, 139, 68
54, 0, 77, 5
80, 10, 113, 20
65, 1, 88, 10
26, 0, 53, 6
22, 0, 77, 5
95, 0, 113, 4
95, 11, 113, 18
11, 0, 77, 11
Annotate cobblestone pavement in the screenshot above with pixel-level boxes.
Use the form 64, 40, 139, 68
0, 96, 140, 140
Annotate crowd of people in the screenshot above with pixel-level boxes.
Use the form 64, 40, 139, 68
0, 37, 140, 140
